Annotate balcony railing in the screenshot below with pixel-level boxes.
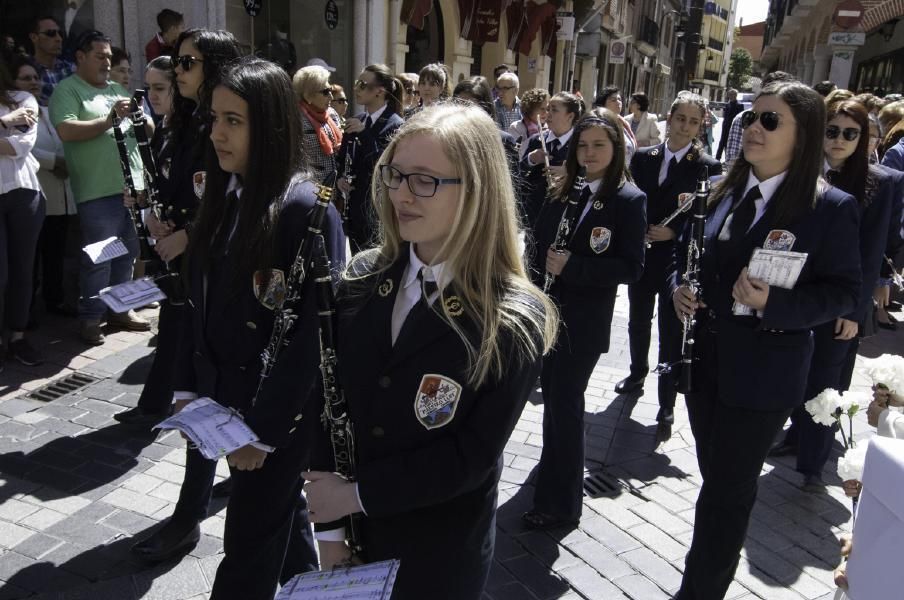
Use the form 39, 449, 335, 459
640, 17, 659, 47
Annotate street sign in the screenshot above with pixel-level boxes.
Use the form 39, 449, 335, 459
609, 38, 628, 64
833, 0, 864, 29
325, 0, 339, 30
556, 11, 575, 41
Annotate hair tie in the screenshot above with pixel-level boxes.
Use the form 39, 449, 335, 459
578, 116, 614, 130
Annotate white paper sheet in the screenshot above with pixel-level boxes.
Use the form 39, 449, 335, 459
83, 236, 129, 264
276, 560, 400, 600
97, 277, 166, 313
153, 397, 259, 460
845, 436, 904, 600
733, 248, 809, 316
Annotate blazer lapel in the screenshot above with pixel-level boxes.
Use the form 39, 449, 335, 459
348, 258, 406, 362
388, 300, 454, 369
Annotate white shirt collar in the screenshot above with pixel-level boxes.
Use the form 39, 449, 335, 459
403, 244, 450, 295
586, 178, 602, 194
743, 169, 787, 206
226, 174, 243, 199
367, 103, 388, 124
664, 141, 693, 164
548, 127, 574, 147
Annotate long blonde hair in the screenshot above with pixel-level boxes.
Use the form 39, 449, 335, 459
350, 103, 558, 386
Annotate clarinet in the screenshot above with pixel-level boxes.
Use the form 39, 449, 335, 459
127, 91, 185, 303
253, 172, 337, 406
111, 109, 154, 262
676, 168, 711, 394
313, 235, 364, 556
646, 192, 695, 249
537, 120, 554, 191
543, 166, 587, 293
340, 136, 357, 223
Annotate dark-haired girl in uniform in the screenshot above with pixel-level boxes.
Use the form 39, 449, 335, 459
523, 108, 648, 529
519, 91, 584, 229
771, 99, 897, 490
671, 82, 861, 600
618, 93, 720, 443
452, 76, 520, 178
303, 104, 558, 599
336, 63, 404, 253
116, 29, 242, 426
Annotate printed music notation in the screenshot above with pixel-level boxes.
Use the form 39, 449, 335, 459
83, 236, 129, 264
97, 277, 166, 313
733, 248, 808, 316
276, 560, 400, 599
153, 398, 259, 460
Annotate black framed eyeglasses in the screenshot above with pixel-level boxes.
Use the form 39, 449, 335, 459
175, 55, 203, 71
380, 165, 461, 198
741, 110, 781, 132
39, 29, 62, 38
825, 126, 860, 141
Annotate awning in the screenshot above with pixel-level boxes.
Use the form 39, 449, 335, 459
401, 0, 433, 30
460, 0, 507, 43
517, 1, 558, 55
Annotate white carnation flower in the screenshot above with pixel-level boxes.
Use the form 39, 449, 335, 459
837, 442, 868, 483
805, 388, 843, 427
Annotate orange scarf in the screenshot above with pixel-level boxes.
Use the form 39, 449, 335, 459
299, 101, 343, 156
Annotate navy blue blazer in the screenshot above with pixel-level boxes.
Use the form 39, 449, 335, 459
518, 130, 572, 228
337, 109, 404, 235
671, 182, 861, 410
173, 178, 346, 447
316, 250, 545, 599
630, 142, 721, 288
876, 164, 904, 271
531, 181, 647, 355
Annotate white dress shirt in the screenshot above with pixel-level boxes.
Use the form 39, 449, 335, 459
658, 141, 693, 186
390, 244, 450, 345
576, 177, 603, 227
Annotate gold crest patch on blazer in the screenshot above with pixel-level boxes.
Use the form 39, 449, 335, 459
414, 374, 462, 430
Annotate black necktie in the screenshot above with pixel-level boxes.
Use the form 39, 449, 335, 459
724, 185, 761, 246
395, 267, 438, 347
364, 115, 373, 130
826, 169, 840, 185
548, 138, 560, 156
661, 156, 678, 186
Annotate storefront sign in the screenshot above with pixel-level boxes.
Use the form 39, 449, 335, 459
244, 0, 262, 17
556, 12, 575, 41
829, 31, 865, 46
325, 0, 339, 30
474, 1, 503, 43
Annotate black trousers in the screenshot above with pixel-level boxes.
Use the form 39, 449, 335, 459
35, 214, 74, 308
136, 300, 185, 413
533, 347, 601, 520
626, 275, 681, 420
0, 188, 44, 331
676, 330, 793, 600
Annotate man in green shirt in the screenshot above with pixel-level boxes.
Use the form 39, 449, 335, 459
50, 30, 150, 345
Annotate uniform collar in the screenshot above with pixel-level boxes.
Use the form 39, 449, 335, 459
664, 141, 693, 164
366, 104, 388, 124
743, 169, 786, 206
548, 127, 574, 147
403, 244, 451, 293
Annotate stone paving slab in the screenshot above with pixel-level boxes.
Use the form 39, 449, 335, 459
0, 291, 900, 599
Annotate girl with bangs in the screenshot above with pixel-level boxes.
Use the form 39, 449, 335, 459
671, 82, 861, 599
523, 108, 648, 529
303, 104, 558, 599
771, 99, 898, 491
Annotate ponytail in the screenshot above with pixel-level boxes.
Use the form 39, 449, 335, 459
364, 63, 403, 115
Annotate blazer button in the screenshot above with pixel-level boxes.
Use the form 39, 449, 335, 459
377, 376, 391, 389
294, 413, 303, 421
246, 321, 257, 330
371, 426, 385, 437
193, 351, 202, 358
289, 427, 297, 434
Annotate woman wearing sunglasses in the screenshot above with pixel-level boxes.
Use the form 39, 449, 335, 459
329, 83, 348, 124
671, 82, 861, 600
522, 108, 647, 529
177, 57, 344, 599
337, 63, 404, 253
292, 65, 342, 182
773, 99, 898, 491
303, 103, 557, 599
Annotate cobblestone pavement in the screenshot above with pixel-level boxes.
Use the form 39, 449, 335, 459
0, 291, 899, 600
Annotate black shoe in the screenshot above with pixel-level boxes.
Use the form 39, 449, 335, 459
113, 406, 169, 427
131, 520, 200, 562
8, 338, 43, 366
878, 320, 898, 331
801, 474, 826, 494
656, 407, 675, 425
615, 373, 646, 394
211, 476, 233, 498
767, 441, 798, 457
888, 301, 902, 311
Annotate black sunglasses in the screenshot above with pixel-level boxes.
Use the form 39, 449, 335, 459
741, 110, 781, 132
175, 55, 203, 71
332, 97, 348, 104
825, 126, 860, 141
38, 29, 62, 38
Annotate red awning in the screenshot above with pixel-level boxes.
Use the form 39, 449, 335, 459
541, 11, 557, 58
517, 1, 558, 55
401, 0, 433, 30
461, 0, 507, 43
506, 1, 527, 51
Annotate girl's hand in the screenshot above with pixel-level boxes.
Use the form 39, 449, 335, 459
154, 229, 188, 261
545, 248, 570, 276
732, 267, 769, 311
303, 471, 362, 523
228, 444, 267, 471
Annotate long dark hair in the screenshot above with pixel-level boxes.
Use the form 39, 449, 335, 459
826, 100, 872, 206
557, 108, 629, 202
0, 60, 16, 109
190, 57, 304, 284
363, 63, 403, 115
550, 91, 585, 127
711, 82, 827, 228
169, 29, 241, 141
452, 76, 496, 120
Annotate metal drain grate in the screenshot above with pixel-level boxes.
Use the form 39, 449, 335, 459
28, 372, 99, 402
583, 470, 621, 498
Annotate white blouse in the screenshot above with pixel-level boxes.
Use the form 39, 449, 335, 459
0, 90, 40, 195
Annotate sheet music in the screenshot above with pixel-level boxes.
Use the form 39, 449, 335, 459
83, 236, 129, 264
153, 397, 259, 460
276, 560, 400, 600
733, 248, 808, 316
98, 277, 166, 313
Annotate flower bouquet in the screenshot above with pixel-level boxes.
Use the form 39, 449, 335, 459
805, 388, 866, 510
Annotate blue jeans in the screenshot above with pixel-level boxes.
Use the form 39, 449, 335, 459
76, 194, 138, 321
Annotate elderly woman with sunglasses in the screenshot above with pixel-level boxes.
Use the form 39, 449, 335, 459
293, 65, 342, 182
671, 82, 862, 600
770, 99, 900, 491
